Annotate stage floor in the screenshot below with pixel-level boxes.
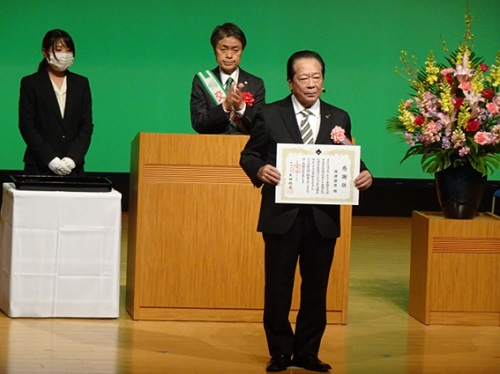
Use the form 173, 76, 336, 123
0, 215, 498, 373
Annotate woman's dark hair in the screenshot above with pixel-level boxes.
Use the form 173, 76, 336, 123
38, 29, 75, 72
286, 50, 325, 81
210, 23, 246, 50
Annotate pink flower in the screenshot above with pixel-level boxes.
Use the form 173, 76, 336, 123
474, 131, 492, 145
441, 68, 455, 76
404, 132, 415, 146
459, 81, 472, 92
454, 54, 473, 83
458, 146, 470, 157
426, 120, 442, 134
330, 126, 346, 144
491, 125, 500, 144
486, 102, 499, 115
464, 90, 484, 107
404, 99, 413, 108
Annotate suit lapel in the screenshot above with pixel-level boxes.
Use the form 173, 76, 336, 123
238, 69, 246, 85
212, 67, 222, 83
279, 96, 303, 143
40, 71, 64, 125
316, 101, 335, 144
64, 73, 75, 123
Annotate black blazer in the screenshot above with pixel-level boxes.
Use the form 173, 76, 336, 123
19, 69, 94, 175
240, 95, 369, 239
190, 67, 265, 134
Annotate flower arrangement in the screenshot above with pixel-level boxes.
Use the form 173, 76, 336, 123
387, 5, 500, 176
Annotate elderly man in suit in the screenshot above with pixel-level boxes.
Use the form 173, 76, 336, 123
240, 50, 372, 372
190, 22, 265, 134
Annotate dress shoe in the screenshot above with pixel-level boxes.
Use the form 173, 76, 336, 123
266, 354, 290, 372
293, 355, 332, 372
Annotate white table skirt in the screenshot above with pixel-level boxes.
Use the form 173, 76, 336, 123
0, 183, 122, 318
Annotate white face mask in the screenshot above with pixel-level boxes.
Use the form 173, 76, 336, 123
47, 52, 74, 72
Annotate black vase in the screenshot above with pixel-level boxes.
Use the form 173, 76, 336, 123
434, 162, 487, 219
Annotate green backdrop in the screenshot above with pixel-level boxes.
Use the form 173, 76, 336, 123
2, 0, 499, 180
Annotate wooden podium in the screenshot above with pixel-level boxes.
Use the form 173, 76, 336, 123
126, 132, 352, 324
409, 211, 500, 325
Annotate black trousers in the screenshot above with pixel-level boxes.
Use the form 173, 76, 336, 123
262, 210, 336, 359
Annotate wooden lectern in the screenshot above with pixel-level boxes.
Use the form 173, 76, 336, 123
126, 132, 352, 324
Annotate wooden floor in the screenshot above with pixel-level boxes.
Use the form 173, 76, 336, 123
0, 215, 498, 373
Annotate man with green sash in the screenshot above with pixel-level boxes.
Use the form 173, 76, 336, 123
190, 23, 265, 134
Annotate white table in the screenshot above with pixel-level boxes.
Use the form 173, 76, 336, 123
0, 183, 121, 318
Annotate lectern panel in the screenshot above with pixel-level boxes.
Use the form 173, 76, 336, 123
126, 132, 352, 323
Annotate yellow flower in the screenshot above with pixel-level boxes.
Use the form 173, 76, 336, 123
457, 104, 471, 129
425, 51, 439, 85
471, 67, 484, 93
456, 43, 471, 68
487, 51, 500, 87
439, 80, 453, 113
397, 101, 415, 132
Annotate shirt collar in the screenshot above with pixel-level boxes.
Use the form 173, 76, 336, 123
219, 67, 240, 86
291, 95, 320, 118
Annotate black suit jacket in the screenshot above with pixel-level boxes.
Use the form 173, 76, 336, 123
19, 69, 94, 175
190, 67, 265, 134
240, 95, 369, 239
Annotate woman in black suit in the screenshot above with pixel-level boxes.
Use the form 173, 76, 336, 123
19, 29, 93, 176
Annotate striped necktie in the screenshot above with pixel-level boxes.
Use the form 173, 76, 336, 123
300, 109, 314, 144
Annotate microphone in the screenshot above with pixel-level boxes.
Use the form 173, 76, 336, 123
322, 88, 326, 93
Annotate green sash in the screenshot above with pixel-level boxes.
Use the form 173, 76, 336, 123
197, 70, 247, 133
197, 70, 226, 105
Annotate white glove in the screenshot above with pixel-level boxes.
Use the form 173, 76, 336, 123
48, 157, 72, 176
61, 157, 76, 171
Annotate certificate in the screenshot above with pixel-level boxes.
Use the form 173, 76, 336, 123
275, 143, 360, 205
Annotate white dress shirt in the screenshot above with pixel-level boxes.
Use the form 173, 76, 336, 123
50, 76, 67, 118
219, 67, 246, 115
291, 95, 321, 143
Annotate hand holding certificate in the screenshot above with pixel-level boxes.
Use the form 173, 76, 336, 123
275, 143, 361, 205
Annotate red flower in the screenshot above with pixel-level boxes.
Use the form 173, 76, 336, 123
453, 97, 464, 109
480, 63, 489, 72
465, 119, 480, 132
242, 92, 255, 106
414, 116, 425, 126
440, 74, 453, 84
482, 88, 495, 100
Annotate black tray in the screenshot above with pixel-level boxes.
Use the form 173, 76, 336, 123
10, 175, 113, 192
